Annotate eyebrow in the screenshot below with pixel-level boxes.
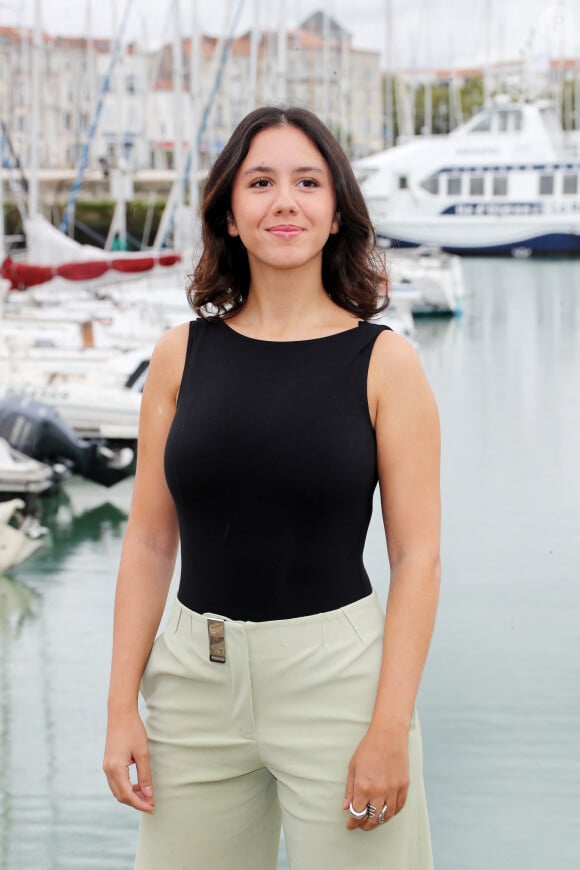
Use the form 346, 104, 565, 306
242, 164, 326, 176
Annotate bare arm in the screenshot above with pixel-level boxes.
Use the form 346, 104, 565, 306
345, 330, 441, 829
103, 323, 189, 812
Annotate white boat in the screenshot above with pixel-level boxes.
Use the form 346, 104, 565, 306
0, 497, 48, 574
388, 247, 465, 316
1, 383, 141, 442
355, 98, 580, 255
0, 438, 57, 498
0, 394, 137, 490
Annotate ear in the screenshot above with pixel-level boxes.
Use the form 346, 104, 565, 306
227, 211, 239, 237
330, 211, 341, 235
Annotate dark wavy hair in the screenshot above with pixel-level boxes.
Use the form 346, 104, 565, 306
188, 106, 388, 319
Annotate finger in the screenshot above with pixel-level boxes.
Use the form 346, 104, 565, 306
360, 795, 382, 831
376, 793, 398, 826
132, 782, 155, 812
134, 748, 155, 806
105, 763, 154, 814
346, 788, 369, 830
394, 786, 408, 816
342, 764, 355, 812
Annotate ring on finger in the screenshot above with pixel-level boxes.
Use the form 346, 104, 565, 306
349, 801, 369, 820
378, 802, 389, 824
366, 803, 377, 819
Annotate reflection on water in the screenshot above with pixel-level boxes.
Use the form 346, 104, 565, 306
0, 482, 135, 870
1, 259, 579, 869
0, 575, 39, 631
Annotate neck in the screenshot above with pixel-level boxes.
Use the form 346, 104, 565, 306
241, 257, 333, 334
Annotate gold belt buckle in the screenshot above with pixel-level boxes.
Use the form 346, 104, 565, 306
207, 617, 226, 663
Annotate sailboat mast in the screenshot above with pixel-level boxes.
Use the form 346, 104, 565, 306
277, 0, 287, 104
0, 126, 4, 260
29, 0, 41, 218
384, 0, 395, 148
173, 0, 184, 209
248, 0, 260, 110
189, 0, 201, 218
322, 6, 330, 123
483, 0, 492, 107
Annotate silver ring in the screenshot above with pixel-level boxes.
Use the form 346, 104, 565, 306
378, 802, 388, 824
348, 801, 368, 820
367, 802, 377, 819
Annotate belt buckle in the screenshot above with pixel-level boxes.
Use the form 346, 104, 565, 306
207, 617, 226, 663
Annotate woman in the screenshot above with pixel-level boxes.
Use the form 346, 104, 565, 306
103, 106, 440, 870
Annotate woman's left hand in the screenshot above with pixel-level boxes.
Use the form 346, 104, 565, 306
343, 725, 409, 831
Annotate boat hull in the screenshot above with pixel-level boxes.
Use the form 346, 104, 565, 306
378, 230, 580, 256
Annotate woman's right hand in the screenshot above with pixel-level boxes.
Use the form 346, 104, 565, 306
103, 710, 155, 813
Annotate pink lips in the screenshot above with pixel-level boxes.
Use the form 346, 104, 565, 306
267, 225, 303, 239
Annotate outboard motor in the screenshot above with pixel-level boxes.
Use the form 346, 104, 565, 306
0, 394, 135, 487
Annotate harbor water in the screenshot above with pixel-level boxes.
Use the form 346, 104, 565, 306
1, 256, 579, 869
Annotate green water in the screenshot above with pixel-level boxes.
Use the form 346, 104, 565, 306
1, 257, 579, 869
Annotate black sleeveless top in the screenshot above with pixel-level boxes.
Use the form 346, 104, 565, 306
164, 318, 390, 621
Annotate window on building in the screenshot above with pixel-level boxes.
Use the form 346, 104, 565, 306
447, 176, 461, 196
398, 175, 408, 190
563, 173, 578, 195
469, 176, 484, 196
539, 173, 554, 196
492, 175, 508, 196
63, 112, 72, 131
420, 174, 439, 195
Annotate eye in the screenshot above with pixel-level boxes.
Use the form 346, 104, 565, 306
298, 178, 320, 189
249, 177, 271, 188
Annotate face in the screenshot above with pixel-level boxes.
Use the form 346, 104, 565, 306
227, 125, 340, 275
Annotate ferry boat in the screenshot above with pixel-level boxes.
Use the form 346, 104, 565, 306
355, 98, 580, 255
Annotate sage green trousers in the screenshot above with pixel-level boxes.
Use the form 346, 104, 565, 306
134, 591, 433, 870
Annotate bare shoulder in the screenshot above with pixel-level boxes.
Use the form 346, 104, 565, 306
150, 321, 190, 368
368, 329, 438, 426
146, 321, 190, 383
370, 329, 427, 388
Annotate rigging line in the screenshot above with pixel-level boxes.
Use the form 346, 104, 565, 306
156, 0, 247, 249
59, 0, 135, 236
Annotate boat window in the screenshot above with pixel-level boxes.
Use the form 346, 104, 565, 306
563, 173, 578, 195
398, 175, 408, 190
498, 111, 509, 133
420, 174, 439, 195
492, 176, 508, 196
539, 174, 554, 196
469, 176, 484, 196
512, 111, 523, 131
447, 176, 461, 196
469, 113, 492, 133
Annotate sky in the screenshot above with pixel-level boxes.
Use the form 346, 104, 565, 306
1, 0, 578, 70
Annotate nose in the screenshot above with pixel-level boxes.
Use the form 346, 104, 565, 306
272, 182, 298, 213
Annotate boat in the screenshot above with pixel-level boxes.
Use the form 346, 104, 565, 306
387, 247, 465, 316
0, 497, 48, 574
354, 97, 580, 255
0, 437, 62, 502
0, 395, 136, 487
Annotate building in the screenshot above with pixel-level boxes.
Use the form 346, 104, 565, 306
0, 9, 383, 188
